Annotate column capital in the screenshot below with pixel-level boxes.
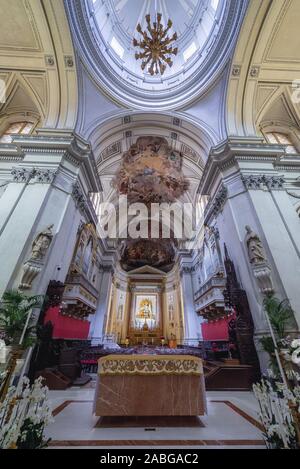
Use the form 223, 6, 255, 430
11, 167, 57, 184
241, 174, 285, 191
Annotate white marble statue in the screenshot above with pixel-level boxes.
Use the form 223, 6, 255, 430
245, 225, 266, 265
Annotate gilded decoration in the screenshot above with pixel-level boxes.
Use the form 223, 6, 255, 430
98, 355, 203, 376
60, 223, 99, 319
133, 13, 178, 76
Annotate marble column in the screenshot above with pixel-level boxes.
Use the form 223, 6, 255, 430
199, 138, 300, 368
0, 177, 51, 296
0, 132, 102, 300
180, 268, 201, 345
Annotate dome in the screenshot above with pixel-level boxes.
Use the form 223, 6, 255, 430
89, 0, 221, 83
66, 0, 247, 109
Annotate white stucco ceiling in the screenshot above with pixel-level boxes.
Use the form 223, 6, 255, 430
66, 0, 247, 110
89, 0, 221, 86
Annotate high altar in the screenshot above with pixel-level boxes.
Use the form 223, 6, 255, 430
94, 354, 206, 417
95, 266, 207, 418
104, 265, 186, 346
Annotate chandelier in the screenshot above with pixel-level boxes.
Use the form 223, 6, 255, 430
133, 13, 178, 76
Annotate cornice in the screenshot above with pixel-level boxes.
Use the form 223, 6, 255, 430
274, 157, 300, 171
5, 132, 102, 193
199, 138, 286, 195
0, 143, 23, 161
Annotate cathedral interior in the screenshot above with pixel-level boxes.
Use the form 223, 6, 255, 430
0, 0, 300, 452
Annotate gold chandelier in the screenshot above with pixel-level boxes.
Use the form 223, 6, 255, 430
133, 13, 178, 76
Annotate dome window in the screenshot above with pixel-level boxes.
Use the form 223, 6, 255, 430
183, 42, 197, 62
211, 0, 219, 11
111, 37, 124, 59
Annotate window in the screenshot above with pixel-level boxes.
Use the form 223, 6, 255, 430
265, 132, 298, 154
111, 37, 124, 59
183, 42, 197, 62
0, 121, 34, 144
211, 0, 219, 11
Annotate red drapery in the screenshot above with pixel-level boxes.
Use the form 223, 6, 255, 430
44, 306, 90, 339
201, 318, 229, 341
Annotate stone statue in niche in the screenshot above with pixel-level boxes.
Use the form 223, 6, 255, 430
19, 225, 54, 290
31, 225, 54, 260
244, 225, 274, 295
245, 225, 266, 265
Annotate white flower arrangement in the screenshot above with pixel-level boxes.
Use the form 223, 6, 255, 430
0, 376, 53, 449
291, 339, 300, 349
253, 379, 299, 449
282, 337, 300, 366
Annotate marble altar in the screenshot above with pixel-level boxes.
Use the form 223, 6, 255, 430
94, 354, 206, 417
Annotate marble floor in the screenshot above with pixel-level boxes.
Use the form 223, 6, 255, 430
45, 379, 266, 450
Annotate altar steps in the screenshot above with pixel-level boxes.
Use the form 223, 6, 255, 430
204, 360, 256, 391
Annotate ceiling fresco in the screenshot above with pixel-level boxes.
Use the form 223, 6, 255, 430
114, 136, 189, 272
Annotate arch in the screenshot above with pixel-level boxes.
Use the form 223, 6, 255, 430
0, 76, 43, 137
86, 111, 212, 208
87, 111, 215, 164
226, 0, 300, 138
257, 87, 300, 152
260, 122, 300, 154
0, 0, 78, 130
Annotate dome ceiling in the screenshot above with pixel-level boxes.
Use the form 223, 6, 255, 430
105, 0, 217, 79
112, 0, 201, 39
66, 0, 248, 109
